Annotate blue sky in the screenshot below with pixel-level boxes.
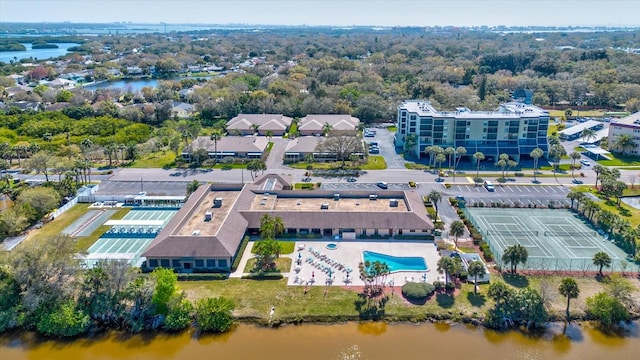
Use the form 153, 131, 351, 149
1, 0, 639, 27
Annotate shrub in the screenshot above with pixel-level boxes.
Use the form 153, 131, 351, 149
444, 183, 452, 189
457, 271, 468, 281
445, 282, 456, 291
241, 273, 284, 280
514, 172, 524, 177
402, 282, 436, 300
449, 198, 458, 206
433, 281, 445, 291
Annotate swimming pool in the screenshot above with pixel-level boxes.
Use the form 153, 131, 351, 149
362, 251, 428, 272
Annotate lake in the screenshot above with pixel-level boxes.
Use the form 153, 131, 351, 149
84, 76, 213, 92
84, 78, 161, 92
1, 321, 638, 360
0, 43, 79, 63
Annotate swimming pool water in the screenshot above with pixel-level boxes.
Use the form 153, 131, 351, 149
362, 251, 428, 272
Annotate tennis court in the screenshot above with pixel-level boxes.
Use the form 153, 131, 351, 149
85, 209, 178, 267
464, 208, 630, 272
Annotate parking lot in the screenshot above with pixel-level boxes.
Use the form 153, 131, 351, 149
321, 182, 410, 191
95, 180, 189, 196
449, 184, 570, 197
462, 196, 573, 208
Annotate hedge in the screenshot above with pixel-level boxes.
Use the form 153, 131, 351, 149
231, 236, 250, 272
401, 282, 435, 300
177, 273, 228, 281
241, 273, 284, 280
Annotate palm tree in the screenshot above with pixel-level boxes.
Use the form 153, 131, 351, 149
592, 251, 611, 277
473, 151, 485, 180
581, 128, 596, 144
210, 130, 221, 164
593, 164, 605, 189
435, 153, 446, 180
569, 151, 581, 179
530, 148, 543, 183
80, 138, 93, 160
613, 134, 635, 154
566, 188, 584, 210
467, 260, 486, 295
186, 180, 200, 196
453, 146, 467, 182
403, 133, 417, 157
449, 220, 466, 249
444, 147, 455, 174
321, 122, 333, 137
428, 190, 442, 220
265, 130, 274, 143
437, 256, 455, 284
503, 244, 528, 274
558, 277, 579, 321
424, 146, 435, 168
549, 144, 566, 178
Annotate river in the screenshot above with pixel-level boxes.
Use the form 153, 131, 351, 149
1, 322, 638, 360
0, 43, 79, 63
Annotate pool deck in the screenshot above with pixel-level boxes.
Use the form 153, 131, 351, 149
284, 241, 442, 287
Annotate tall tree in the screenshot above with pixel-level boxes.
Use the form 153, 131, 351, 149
449, 220, 466, 249
593, 251, 611, 277
453, 146, 466, 182
529, 148, 544, 183
473, 151, 485, 180
612, 134, 635, 154
315, 135, 363, 167
502, 244, 528, 274
569, 151, 581, 179
467, 260, 486, 295
558, 277, 579, 321
428, 190, 442, 220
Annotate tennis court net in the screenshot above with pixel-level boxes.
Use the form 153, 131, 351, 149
544, 230, 597, 237
486, 230, 539, 236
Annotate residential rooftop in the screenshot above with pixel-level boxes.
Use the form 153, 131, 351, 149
176, 190, 241, 237
399, 100, 548, 118
249, 192, 408, 212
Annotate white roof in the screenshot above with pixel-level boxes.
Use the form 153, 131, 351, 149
560, 120, 602, 136
104, 220, 165, 226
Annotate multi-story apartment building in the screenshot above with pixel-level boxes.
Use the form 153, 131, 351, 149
395, 100, 549, 161
607, 112, 640, 156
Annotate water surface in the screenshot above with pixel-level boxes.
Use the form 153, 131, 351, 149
1, 322, 638, 360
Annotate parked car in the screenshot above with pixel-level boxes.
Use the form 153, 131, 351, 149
369, 147, 380, 154
376, 181, 388, 189
347, 177, 357, 182
483, 181, 495, 192
580, 159, 591, 166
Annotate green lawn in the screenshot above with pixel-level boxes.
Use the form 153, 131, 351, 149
180, 278, 494, 322
573, 185, 640, 227
361, 156, 387, 170
597, 155, 640, 167
178, 273, 620, 323
131, 151, 176, 168
75, 207, 131, 251
288, 156, 387, 170
243, 257, 292, 274
251, 241, 296, 255
386, 125, 397, 132
548, 123, 558, 136
548, 109, 606, 119
27, 203, 90, 243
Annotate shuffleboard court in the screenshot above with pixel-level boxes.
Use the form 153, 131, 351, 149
63, 210, 118, 237
84, 208, 178, 268
464, 207, 630, 272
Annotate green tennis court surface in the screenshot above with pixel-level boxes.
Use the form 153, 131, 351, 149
464, 208, 630, 272
84, 209, 178, 267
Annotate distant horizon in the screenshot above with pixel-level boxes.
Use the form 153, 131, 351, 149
1, 21, 638, 29
1, 1, 639, 28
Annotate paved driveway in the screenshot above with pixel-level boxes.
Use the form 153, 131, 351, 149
448, 184, 570, 197
369, 128, 406, 169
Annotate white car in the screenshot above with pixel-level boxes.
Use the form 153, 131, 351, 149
580, 159, 591, 166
